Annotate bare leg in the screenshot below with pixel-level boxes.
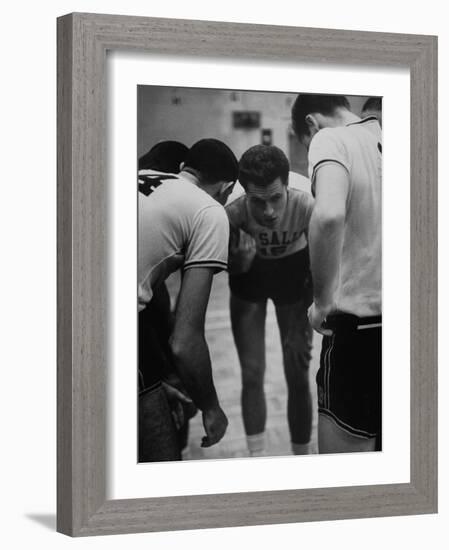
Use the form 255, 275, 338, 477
318, 414, 376, 454
275, 301, 313, 446
230, 294, 267, 436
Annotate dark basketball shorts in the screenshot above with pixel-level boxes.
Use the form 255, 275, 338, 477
316, 313, 382, 441
229, 247, 313, 306
138, 383, 181, 462
138, 284, 173, 391
139, 304, 164, 391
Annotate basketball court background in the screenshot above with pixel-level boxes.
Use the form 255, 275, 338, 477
166, 271, 321, 460
143, 87, 370, 460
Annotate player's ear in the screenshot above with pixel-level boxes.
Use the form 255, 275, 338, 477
179, 161, 185, 171
305, 114, 318, 132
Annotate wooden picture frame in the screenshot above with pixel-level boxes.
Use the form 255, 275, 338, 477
57, 12, 437, 536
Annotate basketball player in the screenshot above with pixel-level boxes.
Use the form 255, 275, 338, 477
138, 140, 196, 453
138, 138, 238, 461
291, 94, 382, 454
226, 145, 315, 456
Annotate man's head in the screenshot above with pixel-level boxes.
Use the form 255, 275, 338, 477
239, 145, 290, 228
138, 140, 189, 173
182, 138, 239, 205
361, 97, 382, 127
291, 94, 351, 149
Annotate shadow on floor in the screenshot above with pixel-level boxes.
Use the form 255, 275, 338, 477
25, 514, 56, 531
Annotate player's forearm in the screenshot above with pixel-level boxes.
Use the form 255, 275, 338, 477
308, 208, 344, 311
169, 333, 219, 412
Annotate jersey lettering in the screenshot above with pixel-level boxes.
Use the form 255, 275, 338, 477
259, 233, 269, 246
270, 232, 280, 245
258, 231, 301, 247
138, 174, 178, 196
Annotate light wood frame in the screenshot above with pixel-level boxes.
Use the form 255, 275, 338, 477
57, 12, 438, 536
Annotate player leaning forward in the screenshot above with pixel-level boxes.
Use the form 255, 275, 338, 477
291, 94, 382, 454
138, 139, 238, 461
226, 145, 315, 456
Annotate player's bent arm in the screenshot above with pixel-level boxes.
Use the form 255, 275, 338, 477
169, 267, 221, 411
309, 163, 349, 312
169, 267, 228, 446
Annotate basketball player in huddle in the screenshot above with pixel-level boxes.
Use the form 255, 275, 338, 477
226, 145, 315, 457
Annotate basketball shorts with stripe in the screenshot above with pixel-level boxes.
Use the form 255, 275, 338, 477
316, 313, 382, 441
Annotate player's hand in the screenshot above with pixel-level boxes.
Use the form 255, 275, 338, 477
162, 381, 193, 430
308, 302, 333, 336
229, 230, 256, 274
201, 404, 228, 447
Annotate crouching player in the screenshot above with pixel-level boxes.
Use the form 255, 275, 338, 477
226, 145, 315, 456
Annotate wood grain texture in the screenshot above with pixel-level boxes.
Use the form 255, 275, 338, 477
409, 37, 438, 508
57, 13, 74, 536
57, 12, 438, 536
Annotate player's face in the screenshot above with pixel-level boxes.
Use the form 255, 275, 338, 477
246, 177, 287, 228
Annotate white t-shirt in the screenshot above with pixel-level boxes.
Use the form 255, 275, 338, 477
308, 117, 382, 317
226, 177, 314, 259
138, 170, 229, 311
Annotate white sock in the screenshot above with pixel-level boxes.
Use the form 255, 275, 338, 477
246, 432, 266, 456
291, 442, 312, 455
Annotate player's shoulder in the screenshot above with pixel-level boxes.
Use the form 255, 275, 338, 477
138, 168, 180, 184
225, 193, 246, 213
314, 126, 341, 140
309, 126, 344, 152
225, 181, 245, 205
288, 171, 312, 194
344, 117, 381, 140
193, 200, 229, 237
146, 172, 218, 218
309, 127, 355, 163
138, 169, 180, 197
287, 187, 314, 212
167, 173, 212, 205
288, 186, 311, 199
358, 117, 382, 140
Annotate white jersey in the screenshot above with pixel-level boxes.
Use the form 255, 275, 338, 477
138, 170, 229, 311
226, 182, 314, 260
308, 117, 382, 317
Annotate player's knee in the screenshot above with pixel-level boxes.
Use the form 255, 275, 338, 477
283, 340, 311, 371
240, 359, 264, 389
284, 353, 310, 390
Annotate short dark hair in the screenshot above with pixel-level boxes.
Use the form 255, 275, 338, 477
291, 94, 350, 139
138, 140, 188, 172
362, 97, 382, 113
184, 138, 239, 185
238, 145, 290, 190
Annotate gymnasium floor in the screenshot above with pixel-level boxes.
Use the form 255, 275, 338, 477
179, 271, 321, 461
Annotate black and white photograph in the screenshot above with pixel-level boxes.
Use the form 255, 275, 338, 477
137, 86, 382, 463
1, 0, 442, 544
